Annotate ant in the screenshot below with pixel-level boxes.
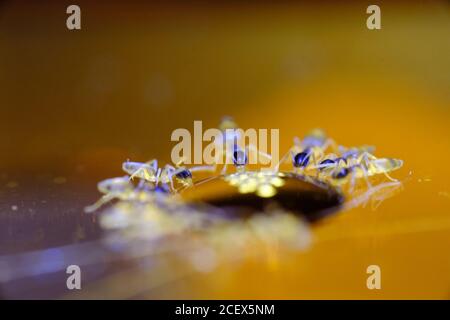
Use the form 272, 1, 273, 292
122, 158, 213, 191
85, 157, 213, 212
276, 128, 338, 173
215, 117, 272, 174
315, 152, 403, 192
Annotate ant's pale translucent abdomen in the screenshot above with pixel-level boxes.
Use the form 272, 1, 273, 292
368, 158, 403, 175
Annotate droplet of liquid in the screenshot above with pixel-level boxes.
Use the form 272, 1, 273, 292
181, 172, 344, 222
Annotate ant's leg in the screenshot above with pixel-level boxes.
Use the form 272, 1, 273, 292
372, 198, 383, 210
193, 160, 219, 174
356, 152, 378, 178
168, 175, 175, 192
222, 143, 236, 174
221, 163, 229, 175
312, 146, 327, 166
358, 152, 377, 165
275, 151, 289, 171
317, 147, 326, 162
156, 167, 163, 185
163, 165, 176, 191
321, 138, 339, 153
337, 145, 348, 157
166, 170, 175, 192
235, 147, 248, 173
190, 165, 216, 173
137, 179, 147, 189
349, 170, 357, 194
382, 171, 398, 182
309, 150, 320, 177
327, 153, 339, 160
293, 136, 302, 148
247, 144, 272, 164
360, 165, 373, 190
84, 194, 116, 213
129, 167, 145, 181
221, 152, 231, 175
307, 149, 317, 165
274, 148, 294, 171
188, 165, 217, 182
146, 159, 158, 172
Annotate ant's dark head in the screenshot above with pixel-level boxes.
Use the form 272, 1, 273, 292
318, 158, 335, 170
333, 167, 350, 179
233, 148, 248, 167
175, 169, 192, 180
293, 149, 311, 168
153, 185, 170, 194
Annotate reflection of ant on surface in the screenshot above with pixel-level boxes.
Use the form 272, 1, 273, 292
343, 180, 404, 211
276, 129, 338, 172
84, 176, 144, 213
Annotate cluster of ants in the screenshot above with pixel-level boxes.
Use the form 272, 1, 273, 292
85, 117, 403, 213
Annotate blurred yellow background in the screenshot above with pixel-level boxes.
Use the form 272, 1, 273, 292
0, 1, 449, 299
